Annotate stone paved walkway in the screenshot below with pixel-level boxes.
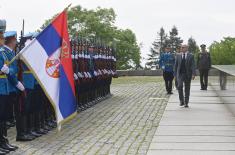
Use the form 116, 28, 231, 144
147, 82, 235, 155
8, 77, 168, 155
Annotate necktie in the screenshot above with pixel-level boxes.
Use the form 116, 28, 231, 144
183, 53, 185, 60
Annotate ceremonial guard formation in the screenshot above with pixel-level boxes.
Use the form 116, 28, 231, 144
0, 19, 117, 154
71, 37, 117, 111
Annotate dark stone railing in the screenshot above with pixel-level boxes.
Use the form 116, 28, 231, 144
210, 65, 235, 115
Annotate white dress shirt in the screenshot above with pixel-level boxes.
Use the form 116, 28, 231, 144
182, 52, 189, 59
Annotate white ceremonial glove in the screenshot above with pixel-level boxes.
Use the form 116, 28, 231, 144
77, 72, 83, 78
1, 64, 10, 74
94, 71, 98, 76
87, 72, 92, 78
16, 81, 25, 91
75, 54, 78, 59
71, 54, 75, 59
74, 73, 78, 80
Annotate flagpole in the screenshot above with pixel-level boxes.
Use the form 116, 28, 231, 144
6, 3, 72, 66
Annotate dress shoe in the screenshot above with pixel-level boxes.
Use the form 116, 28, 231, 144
180, 101, 185, 106
184, 104, 189, 108
0, 147, 10, 154
48, 122, 57, 129
16, 134, 35, 141
2, 138, 18, 151
30, 131, 42, 137
27, 132, 37, 139
35, 128, 48, 135
0, 142, 16, 151
47, 121, 55, 128
7, 143, 18, 150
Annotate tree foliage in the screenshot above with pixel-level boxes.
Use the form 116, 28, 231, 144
40, 5, 141, 70
188, 37, 200, 62
209, 37, 235, 65
146, 26, 183, 69
167, 26, 183, 52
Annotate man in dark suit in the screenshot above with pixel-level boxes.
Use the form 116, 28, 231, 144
174, 45, 196, 108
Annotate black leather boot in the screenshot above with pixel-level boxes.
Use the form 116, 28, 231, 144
1, 122, 18, 151
16, 116, 35, 141
27, 114, 41, 138
0, 147, 10, 154
0, 123, 11, 153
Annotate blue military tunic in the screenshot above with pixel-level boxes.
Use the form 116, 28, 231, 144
2, 45, 18, 93
159, 52, 175, 73
0, 46, 9, 95
23, 64, 36, 90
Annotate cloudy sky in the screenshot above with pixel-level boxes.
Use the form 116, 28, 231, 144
1, 0, 235, 64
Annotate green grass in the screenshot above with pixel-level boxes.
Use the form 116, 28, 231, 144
112, 76, 163, 85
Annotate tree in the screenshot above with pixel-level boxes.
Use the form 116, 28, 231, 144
188, 37, 199, 54
188, 37, 200, 63
209, 37, 235, 65
40, 5, 141, 70
167, 26, 183, 52
146, 48, 158, 69
146, 27, 167, 69
115, 29, 141, 70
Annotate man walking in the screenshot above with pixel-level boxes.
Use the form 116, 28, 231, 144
159, 46, 175, 94
174, 45, 196, 108
197, 44, 211, 90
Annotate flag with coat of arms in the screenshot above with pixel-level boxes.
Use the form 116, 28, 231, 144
19, 9, 77, 129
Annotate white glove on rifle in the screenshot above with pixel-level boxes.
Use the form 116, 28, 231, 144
16, 81, 25, 91
74, 73, 78, 80
1, 64, 9, 74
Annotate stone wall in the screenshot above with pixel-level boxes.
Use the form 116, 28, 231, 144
117, 69, 219, 76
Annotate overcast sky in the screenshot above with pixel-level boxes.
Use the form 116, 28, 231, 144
1, 0, 235, 64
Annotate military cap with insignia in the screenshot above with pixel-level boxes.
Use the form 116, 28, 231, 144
4, 31, 17, 38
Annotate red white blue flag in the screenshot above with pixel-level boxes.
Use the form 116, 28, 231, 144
20, 10, 77, 128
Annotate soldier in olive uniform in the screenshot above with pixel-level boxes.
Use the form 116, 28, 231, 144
197, 44, 211, 90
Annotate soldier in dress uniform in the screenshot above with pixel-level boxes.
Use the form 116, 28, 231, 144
0, 20, 19, 154
21, 33, 56, 138
159, 46, 175, 94
197, 44, 211, 90
70, 37, 117, 111
20, 33, 44, 139
3, 31, 36, 142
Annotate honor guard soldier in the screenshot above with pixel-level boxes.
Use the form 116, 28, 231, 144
159, 46, 175, 94
0, 20, 19, 154
3, 31, 35, 142
70, 37, 117, 111
197, 44, 211, 90
21, 33, 44, 139
21, 33, 56, 140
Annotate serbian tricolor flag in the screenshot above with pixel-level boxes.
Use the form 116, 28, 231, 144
19, 10, 77, 129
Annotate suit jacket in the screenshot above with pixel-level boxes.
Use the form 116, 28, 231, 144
174, 52, 196, 80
